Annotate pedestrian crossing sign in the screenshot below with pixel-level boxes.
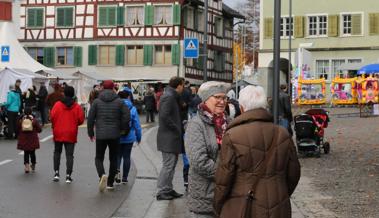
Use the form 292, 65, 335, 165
184, 38, 199, 58
1, 46, 10, 62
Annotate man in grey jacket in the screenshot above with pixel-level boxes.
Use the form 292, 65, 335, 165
156, 77, 185, 200
87, 80, 130, 192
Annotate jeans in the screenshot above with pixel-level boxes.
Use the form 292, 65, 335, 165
95, 139, 120, 186
54, 142, 75, 175
24, 150, 36, 165
182, 153, 190, 184
157, 152, 178, 195
117, 143, 133, 181
146, 110, 155, 122
279, 118, 289, 129
7, 110, 18, 138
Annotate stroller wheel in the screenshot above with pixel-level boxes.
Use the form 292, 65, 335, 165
323, 142, 330, 154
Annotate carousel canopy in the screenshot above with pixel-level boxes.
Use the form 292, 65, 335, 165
357, 64, 379, 75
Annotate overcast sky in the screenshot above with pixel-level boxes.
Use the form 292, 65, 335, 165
223, 0, 247, 8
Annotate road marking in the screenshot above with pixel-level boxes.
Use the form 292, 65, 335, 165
40, 135, 53, 142
19, 151, 24, 155
0, 159, 13, 166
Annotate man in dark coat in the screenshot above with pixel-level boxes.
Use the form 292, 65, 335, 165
37, 83, 48, 125
156, 76, 185, 200
279, 84, 293, 135
87, 80, 130, 192
143, 88, 156, 122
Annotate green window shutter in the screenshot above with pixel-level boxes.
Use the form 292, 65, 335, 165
74, 47, 82, 67
171, 44, 180, 65
351, 14, 362, 35
43, 47, 55, 67
328, 15, 339, 37
56, 8, 64, 26
99, 7, 107, 26
264, 18, 273, 39
183, 8, 188, 27
221, 53, 225, 71
294, 16, 304, 38
369, 13, 379, 35
108, 7, 117, 26
143, 45, 153, 66
173, 4, 181, 25
88, 45, 97, 65
27, 9, 36, 27
144, 5, 153, 26
115, 45, 125, 66
117, 6, 125, 26
65, 8, 73, 27
36, 9, 44, 27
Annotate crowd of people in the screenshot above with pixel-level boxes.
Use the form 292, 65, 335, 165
0, 75, 300, 217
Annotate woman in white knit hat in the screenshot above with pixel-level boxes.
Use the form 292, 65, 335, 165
185, 81, 230, 218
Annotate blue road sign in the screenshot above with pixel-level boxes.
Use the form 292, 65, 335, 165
184, 38, 199, 58
1, 46, 10, 62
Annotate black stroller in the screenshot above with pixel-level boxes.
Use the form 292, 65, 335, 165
0, 106, 8, 137
294, 109, 330, 157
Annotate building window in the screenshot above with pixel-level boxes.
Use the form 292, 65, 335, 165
331, 59, 345, 78
126, 6, 144, 26
214, 51, 224, 72
154, 5, 172, 25
99, 45, 116, 65
27, 8, 44, 28
127, 45, 143, 65
280, 17, 294, 37
197, 10, 205, 31
154, 45, 171, 65
342, 14, 352, 35
315, 60, 330, 80
186, 7, 194, 29
56, 7, 74, 27
348, 59, 362, 63
215, 17, 223, 37
307, 15, 327, 36
0, 2, 12, 21
56, 47, 74, 66
98, 6, 117, 27
27, 47, 44, 64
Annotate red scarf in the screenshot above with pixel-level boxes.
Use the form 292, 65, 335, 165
199, 103, 227, 146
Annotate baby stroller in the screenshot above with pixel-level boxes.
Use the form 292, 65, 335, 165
0, 106, 8, 137
294, 109, 330, 157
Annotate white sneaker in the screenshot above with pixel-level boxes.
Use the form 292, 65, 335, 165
106, 186, 114, 191
99, 175, 108, 192
53, 171, 60, 182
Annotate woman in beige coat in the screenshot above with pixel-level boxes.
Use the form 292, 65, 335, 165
214, 86, 301, 218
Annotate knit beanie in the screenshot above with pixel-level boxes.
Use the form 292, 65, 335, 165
102, 80, 114, 90
197, 81, 230, 102
64, 86, 75, 98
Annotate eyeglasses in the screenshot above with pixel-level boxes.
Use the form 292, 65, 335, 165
212, 95, 228, 101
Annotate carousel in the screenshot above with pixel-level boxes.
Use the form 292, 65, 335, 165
297, 78, 326, 105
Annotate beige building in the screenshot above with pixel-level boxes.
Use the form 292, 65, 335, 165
258, 0, 379, 95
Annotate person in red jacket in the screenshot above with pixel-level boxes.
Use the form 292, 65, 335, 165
50, 86, 84, 183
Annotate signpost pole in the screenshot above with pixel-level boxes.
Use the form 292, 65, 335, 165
203, 0, 208, 82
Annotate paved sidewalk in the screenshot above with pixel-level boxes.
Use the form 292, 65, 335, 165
113, 126, 338, 218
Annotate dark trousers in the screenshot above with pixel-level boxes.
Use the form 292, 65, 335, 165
117, 143, 133, 181
7, 110, 18, 138
39, 104, 47, 124
24, 150, 36, 165
146, 110, 155, 122
95, 139, 120, 186
54, 142, 75, 175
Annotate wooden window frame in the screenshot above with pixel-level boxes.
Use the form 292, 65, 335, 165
98, 45, 116, 66
27, 47, 44, 64
56, 47, 74, 67
154, 45, 172, 65
27, 7, 45, 29
98, 5, 118, 27
125, 5, 144, 27
340, 12, 364, 37
55, 6, 75, 28
153, 4, 173, 26
126, 45, 144, 66
280, 16, 294, 38
215, 16, 223, 37
306, 14, 328, 38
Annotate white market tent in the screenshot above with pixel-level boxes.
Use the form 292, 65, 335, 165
0, 67, 48, 103
70, 71, 109, 104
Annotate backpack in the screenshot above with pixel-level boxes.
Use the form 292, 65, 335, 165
21, 116, 34, 132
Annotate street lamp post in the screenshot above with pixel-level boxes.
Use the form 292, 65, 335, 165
203, 0, 208, 82
272, 0, 281, 124
288, 0, 292, 98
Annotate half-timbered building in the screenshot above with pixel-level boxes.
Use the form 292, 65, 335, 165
18, 0, 243, 83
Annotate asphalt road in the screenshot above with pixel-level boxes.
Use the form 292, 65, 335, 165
0, 126, 133, 218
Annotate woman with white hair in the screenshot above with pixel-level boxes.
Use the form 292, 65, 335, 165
214, 85, 301, 218
185, 81, 230, 218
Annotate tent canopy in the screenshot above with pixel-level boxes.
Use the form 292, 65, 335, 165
357, 64, 379, 75
36, 70, 79, 80
72, 71, 109, 81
